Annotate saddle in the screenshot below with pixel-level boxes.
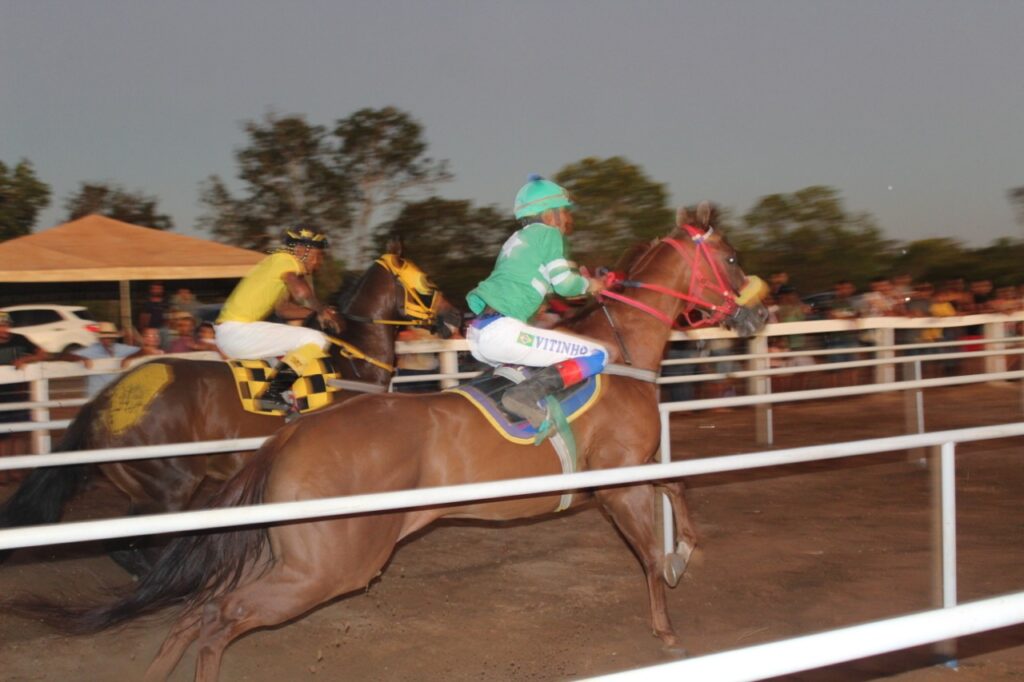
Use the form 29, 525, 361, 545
228, 357, 340, 417
449, 366, 605, 513
447, 366, 604, 445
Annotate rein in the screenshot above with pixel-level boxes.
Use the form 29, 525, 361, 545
326, 335, 395, 373
597, 226, 741, 331
340, 313, 435, 327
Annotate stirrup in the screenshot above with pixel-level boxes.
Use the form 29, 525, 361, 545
501, 392, 551, 429
258, 389, 296, 415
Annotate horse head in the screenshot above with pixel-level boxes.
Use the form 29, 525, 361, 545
334, 241, 462, 339
672, 201, 769, 338
600, 202, 768, 344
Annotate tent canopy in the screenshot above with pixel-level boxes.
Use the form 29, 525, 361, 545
0, 215, 263, 282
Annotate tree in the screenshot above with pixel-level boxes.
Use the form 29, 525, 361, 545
553, 156, 673, 266
890, 237, 974, 284
376, 197, 515, 301
0, 159, 51, 241
64, 182, 174, 229
198, 113, 351, 253
736, 186, 895, 292
199, 108, 448, 268
1009, 186, 1024, 230
333, 107, 451, 268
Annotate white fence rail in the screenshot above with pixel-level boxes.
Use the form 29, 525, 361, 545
1, 421, 1021, 547
2, 312, 1023, 453
590, 591, 1024, 682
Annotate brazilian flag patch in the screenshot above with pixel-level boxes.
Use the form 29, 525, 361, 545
516, 331, 535, 347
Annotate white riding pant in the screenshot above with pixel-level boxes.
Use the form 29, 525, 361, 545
467, 315, 608, 368
215, 321, 329, 360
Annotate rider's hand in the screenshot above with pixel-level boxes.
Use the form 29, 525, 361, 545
586, 277, 606, 295
317, 307, 343, 334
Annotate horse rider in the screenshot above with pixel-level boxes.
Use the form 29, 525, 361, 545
215, 227, 342, 412
466, 174, 608, 427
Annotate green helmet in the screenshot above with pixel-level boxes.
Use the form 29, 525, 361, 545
513, 174, 573, 220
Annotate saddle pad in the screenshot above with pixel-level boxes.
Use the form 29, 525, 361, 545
447, 367, 604, 444
228, 358, 340, 417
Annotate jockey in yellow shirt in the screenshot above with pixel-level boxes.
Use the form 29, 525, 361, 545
215, 227, 342, 412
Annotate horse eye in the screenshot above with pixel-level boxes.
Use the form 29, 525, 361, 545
727, 256, 737, 265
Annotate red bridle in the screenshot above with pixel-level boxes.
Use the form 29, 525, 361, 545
597, 225, 742, 330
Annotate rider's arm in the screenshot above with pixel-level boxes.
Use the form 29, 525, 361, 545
279, 272, 342, 332
279, 272, 325, 318
535, 227, 600, 298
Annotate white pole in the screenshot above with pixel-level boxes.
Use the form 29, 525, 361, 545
3, 422, 1023, 551
0, 437, 268, 471
29, 376, 50, 455
940, 441, 957, 608
660, 413, 673, 556
587, 592, 1024, 682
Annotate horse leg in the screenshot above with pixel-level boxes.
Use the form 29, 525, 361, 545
192, 552, 390, 682
142, 613, 201, 682
656, 478, 698, 588
595, 483, 682, 651
105, 462, 205, 577
107, 497, 187, 577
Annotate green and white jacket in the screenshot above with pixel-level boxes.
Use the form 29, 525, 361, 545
467, 223, 588, 322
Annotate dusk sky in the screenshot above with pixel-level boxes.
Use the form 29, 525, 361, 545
4, 1, 1022, 248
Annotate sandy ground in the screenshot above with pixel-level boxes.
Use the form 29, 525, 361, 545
0, 382, 1022, 681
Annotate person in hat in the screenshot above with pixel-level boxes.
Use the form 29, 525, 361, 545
0, 311, 48, 369
215, 226, 343, 412
1, 311, 49, 467
166, 311, 200, 353
465, 175, 608, 427
63, 321, 140, 397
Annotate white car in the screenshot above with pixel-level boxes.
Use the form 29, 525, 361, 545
0, 304, 101, 353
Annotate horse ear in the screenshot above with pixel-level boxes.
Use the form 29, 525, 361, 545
385, 234, 404, 257
696, 201, 712, 228
675, 206, 690, 228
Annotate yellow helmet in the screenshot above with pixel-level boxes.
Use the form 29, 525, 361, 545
283, 227, 329, 250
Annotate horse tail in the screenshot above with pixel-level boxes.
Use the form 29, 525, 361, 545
13, 443, 277, 635
0, 399, 97, 534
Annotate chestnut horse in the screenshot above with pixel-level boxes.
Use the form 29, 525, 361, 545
0, 245, 461, 575
33, 208, 767, 681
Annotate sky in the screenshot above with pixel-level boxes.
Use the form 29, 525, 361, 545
3, 1, 1022, 248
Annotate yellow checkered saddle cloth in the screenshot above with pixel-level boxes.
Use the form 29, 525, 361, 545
228, 358, 341, 417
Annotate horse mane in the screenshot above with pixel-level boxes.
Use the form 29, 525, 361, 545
332, 269, 372, 312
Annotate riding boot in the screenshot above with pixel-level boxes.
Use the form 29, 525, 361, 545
501, 365, 568, 428
258, 364, 300, 413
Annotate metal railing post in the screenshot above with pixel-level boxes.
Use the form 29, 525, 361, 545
983, 321, 1007, 376
874, 327, 896, 384
747, 335, 770, 445
659, 410, 674, 556
438, 350, 460, 389
29, 374, 51, 455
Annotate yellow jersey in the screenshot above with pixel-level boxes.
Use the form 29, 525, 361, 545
217, 252, 307, 323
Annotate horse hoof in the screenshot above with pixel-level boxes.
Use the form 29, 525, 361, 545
664, 644, 688, 658
663, 552, 688, 587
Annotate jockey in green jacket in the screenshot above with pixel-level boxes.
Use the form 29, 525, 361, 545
466, 175, 607, 426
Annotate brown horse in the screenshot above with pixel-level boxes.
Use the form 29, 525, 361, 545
0, 244, 461, 575
33, 207, 767, 681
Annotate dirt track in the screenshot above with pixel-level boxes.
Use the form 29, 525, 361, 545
1, 383, 1022, 681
